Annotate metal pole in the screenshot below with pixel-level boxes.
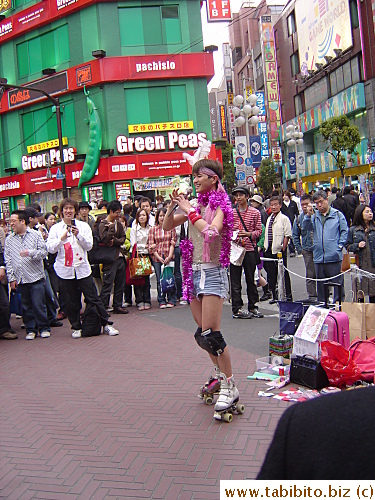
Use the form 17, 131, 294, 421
295, 130, 299, 195
55, 98, 67, 199
242, 74, 250, 159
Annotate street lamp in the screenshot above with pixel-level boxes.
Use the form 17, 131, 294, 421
232, 93, 260, 159
286, 123, 304, 194
0, 78, 68, 198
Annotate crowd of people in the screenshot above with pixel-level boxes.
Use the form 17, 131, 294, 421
0, 180, 374, 345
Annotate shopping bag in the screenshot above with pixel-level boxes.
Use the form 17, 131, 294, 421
160, 264, 175, 294
125, 246, 145, 286
320, 340, 362, 388
278, 301, 305, 335
230, 242, 245, 266
341, 251, 351, 272
349, 337, 375, 382
9, 290, 22, 316
341, 301, 366, 341
129, 254, 153, 278
365, 304, 375, 339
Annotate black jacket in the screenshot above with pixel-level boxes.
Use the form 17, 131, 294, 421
257, 387, 375, 479
281, 200, 299, 226
332, 197, 349, 226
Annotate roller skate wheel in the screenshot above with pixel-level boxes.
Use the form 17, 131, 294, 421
223, 413, 233, 423
205, 395, 214, 405
236, 403, 245, 414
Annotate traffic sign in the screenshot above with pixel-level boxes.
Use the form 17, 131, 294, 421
247, 176, 254, 186
236, 171, 246, 181
236, 157, 244, 165
245, 157, 253, 166
56, 168, 64, 180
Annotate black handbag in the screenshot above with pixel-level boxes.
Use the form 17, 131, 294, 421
236, 209, 261, 265
88, 232, 116, 265
290, 355, 329, 390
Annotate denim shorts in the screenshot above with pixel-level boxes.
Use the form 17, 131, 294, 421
192, 266, 229, 300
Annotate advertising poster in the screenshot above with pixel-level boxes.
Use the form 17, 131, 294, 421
295, 0, 353, 74
250, 136, 261, 169
289, 152, 296, 175
115, 182, 132, 203
206, 0, 232, 21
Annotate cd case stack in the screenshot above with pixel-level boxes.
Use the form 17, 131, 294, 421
269, 333, 293, 359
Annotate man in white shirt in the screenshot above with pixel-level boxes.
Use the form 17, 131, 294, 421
47, 198, 119, 338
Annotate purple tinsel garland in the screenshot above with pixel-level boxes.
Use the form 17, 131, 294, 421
180, 190, 233, 301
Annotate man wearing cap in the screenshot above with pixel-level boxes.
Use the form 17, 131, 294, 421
231, 186, 263, 319
250, 194, 268, 226
77, 201, 95, 230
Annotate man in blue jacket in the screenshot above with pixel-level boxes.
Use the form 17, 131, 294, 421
302, 190, 348, 302
292, 194, 317, 301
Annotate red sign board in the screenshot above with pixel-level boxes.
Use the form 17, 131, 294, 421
207, 0, 232, 21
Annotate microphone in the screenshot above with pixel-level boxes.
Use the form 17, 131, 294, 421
168, 188, 193, 217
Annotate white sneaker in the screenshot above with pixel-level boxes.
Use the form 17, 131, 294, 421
214, 374, 239, 412
103, 324, 119, 336
16, 314, 22, 319
40, 331, 51, 338
123, 302, 132, 308
179, 300, 188, 305
25, 332, 36, 340
106, 306, 114, 312
72, 329, 82, 338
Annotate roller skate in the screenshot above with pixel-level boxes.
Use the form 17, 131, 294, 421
198, 365, 221, 405
213, 374, 244, 423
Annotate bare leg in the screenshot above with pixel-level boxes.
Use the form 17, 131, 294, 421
191, 294, 233, 378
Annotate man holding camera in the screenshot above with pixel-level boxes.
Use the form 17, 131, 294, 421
47, 198, 119, 338
302, 190, 348, 302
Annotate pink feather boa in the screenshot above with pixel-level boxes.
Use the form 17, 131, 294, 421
180, 189, 233, 301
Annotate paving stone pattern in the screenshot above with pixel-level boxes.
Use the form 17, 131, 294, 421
0, 311, 288, 499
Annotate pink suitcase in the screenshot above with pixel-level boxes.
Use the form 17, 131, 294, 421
324, 311, 350, 350
323, 282, 350, 350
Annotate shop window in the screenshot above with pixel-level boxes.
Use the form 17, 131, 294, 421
343, 60, 352, 89
290, 52, 299, 77
16, 25, 70, 78
304, 78, 329, 110
14, 0, 33, 8
351, 57, 360, 84
349, 0, 359, 29
294, 94, 302, 116
335, 66, 344, 93
232, 47, 242, 66
125, 85, 188, 124
21, 99, 76, 148
330, 71, 337, 96
287, 12, 296, 36
119, 5, 181, 47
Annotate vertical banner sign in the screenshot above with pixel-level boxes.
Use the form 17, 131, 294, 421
219, 104, 228, 140
261, 16, 281, 144
289, 152, 296, 175
207, 0, 232, 21
250, 136, 262, 169
209, 93, 219, 141
256, 91, 269, 158
235, 136, 247, 186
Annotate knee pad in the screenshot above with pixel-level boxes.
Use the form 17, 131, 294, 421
194, 328, 226, 357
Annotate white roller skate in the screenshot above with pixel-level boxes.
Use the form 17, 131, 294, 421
214, 374, 244, 422
198, 364, 221, 405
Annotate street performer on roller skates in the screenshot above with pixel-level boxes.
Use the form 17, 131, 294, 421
163, 146, 243, 421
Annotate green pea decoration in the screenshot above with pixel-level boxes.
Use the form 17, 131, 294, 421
78, 88, 102, 187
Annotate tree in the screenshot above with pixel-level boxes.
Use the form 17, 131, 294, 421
214, 141, 235, 191
256, 157, 280, 195
319, 116, 361, 179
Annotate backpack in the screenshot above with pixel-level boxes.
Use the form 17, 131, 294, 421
349, 338, 375, 382
81, 304, 102, 337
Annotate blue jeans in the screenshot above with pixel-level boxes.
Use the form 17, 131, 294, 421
152, 260, 176, 305
18, 279, 50, 334
174, 246, 182, 299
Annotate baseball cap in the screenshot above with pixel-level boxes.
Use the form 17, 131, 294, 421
25, 207, 43, 218
250, 195, 263, 205
232, 186, 250, 196
79, 201, 92, 210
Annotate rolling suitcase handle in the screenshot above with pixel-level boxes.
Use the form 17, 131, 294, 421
324, 282, 342, 310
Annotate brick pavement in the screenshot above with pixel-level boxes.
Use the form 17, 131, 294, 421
0, 307, 289, 499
